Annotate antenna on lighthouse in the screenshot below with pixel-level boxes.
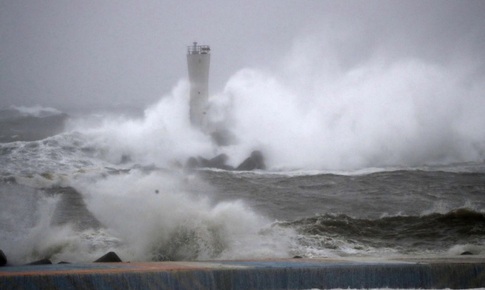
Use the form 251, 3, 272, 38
187, 42, 211, 132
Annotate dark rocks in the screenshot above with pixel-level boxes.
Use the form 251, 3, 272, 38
236, 150, 266, 171
0, 249, 7, 266
44, 186, 102, 230
185, 157, 200, 170
185, 154, 234, 171
26, 258, 52, 265
461, 251, 473, 255
185, 150, 266, 172
200, 154, 234, 170
94, 251, 122, 263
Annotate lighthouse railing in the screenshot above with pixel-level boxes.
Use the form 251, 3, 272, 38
187, 45, 210, 55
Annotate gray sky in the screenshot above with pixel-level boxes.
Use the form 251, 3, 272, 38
1, 0, 484, 113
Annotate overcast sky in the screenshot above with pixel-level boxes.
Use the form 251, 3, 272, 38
1, 0, 484, 113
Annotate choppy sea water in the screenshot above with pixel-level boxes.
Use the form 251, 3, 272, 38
0, 105, 485, 265
1, 135, 485, 264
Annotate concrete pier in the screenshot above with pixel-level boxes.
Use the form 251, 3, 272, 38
1, 257, 484, 289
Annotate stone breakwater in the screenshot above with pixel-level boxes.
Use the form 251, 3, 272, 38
1, 257, 485, 289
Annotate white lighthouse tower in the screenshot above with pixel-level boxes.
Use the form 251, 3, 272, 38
187, 42, 210, 131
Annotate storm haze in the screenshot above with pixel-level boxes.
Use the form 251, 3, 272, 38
1, 1, 484, 112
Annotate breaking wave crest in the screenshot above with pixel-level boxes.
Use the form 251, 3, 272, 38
0, 169, 296, 264
282, 208, 485, 257
73, 170, 295, 262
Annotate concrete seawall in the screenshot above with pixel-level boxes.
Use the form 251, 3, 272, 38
1, 257, 484, 289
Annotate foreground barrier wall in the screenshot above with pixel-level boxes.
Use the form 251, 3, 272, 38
1, 258, 484, 289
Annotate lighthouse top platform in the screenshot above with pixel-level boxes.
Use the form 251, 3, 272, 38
187, 42, 210, 55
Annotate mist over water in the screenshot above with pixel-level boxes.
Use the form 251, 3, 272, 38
215, 38, 485, 170
68, 81, 214, 167
72, 171, 294, 261
68, 36, 485, 172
